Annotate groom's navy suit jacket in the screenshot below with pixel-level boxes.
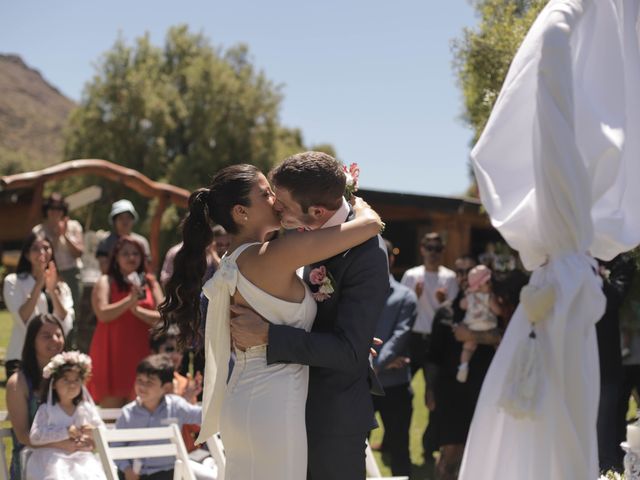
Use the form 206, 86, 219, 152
267, 219, 389, 436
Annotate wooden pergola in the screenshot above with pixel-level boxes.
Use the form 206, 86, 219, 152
0, 159, 190, 272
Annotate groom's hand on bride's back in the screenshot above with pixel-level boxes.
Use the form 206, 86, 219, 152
230, 304, 270, 351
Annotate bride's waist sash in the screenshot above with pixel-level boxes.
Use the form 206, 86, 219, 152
234, 344, 267, 361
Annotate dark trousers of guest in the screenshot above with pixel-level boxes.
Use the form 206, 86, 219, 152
409, 332, 430, 377
408, 332, 438, 459
598, 381, 624, 472
119, 469, 173, 480
373, 383, 413, 476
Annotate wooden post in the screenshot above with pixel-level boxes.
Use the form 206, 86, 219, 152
149, 194, 168, 275
27, 180, 45, 232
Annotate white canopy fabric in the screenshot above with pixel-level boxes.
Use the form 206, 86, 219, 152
459, 1, 640, 478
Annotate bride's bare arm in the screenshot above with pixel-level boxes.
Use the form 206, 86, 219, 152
254, 200, 383, 272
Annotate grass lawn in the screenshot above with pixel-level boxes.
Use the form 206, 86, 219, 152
0, 309, 12, 468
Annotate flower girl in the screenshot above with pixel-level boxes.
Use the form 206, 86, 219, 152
27, 351, 106, 480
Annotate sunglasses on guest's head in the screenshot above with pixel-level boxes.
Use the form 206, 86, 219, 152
424, 244, 444, 253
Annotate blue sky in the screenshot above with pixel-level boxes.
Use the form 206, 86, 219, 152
1, 1, 478, 197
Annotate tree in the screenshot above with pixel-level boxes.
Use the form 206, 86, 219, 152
64, 25, 313, 233
452, 0, 548, 146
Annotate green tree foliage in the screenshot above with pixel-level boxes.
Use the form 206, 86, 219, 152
63, 25, 315, 238
452, 0, 548, 145
66, 25, 306, 188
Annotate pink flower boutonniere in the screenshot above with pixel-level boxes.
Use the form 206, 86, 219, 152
309, 265, 335, 302
343, 162, 360, 200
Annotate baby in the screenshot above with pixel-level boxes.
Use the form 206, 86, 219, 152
457, 265, 500, 383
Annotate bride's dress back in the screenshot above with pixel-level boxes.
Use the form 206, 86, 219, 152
201, 242, 317, 480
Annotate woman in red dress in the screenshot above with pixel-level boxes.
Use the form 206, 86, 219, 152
88, 236, 164, 407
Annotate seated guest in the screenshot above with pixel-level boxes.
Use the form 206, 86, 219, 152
149, 327, 202, 404
3, 232, 74, 378
371, 240, 417, 477
33, 193, 85, 345
27, 351, 105, 480
6, 314, 65, 480
150, 328, 203, 453
115, 354, 214, 480
96, 199, 151, 274
88, 236, 163, 408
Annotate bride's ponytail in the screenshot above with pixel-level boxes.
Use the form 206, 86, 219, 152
159, 188, 213, 348
158, 164, 260, 348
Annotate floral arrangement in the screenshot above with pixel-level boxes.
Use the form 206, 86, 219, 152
43, 351, 92, 380
599, 472, 624, 479
343, 163, 360, 200
309, 265, 335, 302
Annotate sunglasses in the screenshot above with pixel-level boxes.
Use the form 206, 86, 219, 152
424, 245, 444, 253
456, 268, 472, 275
163, 346, 177, 353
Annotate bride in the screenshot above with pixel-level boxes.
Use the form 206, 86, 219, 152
159, 163, 382, 479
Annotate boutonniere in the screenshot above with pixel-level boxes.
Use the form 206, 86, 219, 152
343, 162, 360, 201
309, 265, 335, 302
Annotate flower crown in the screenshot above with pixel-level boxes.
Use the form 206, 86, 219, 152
42, 351, 92, 380
343, 163, 360, 200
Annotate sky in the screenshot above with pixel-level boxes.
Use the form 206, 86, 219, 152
1, 1, 479, 197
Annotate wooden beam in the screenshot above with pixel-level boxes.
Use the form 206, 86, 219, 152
0, 159, 190, 208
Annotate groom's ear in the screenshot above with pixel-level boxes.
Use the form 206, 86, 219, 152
308, 206, 328, 220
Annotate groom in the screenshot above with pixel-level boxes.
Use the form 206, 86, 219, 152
231, 151, 390, 479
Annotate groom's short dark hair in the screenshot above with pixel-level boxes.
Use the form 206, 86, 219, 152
270, 151, 346, 213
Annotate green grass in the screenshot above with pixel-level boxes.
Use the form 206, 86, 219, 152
0, 309, 12, 468
370, 373, 434, 479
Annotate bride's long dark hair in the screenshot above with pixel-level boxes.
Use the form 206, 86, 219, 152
158, 164, 260, 348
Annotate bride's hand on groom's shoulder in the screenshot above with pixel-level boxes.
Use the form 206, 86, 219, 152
230, 305, 269, 351
353, 197, 384, 232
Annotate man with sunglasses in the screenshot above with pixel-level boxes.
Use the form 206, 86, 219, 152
400, 232, 458, 464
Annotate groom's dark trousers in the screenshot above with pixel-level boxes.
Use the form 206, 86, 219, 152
267, 232, 389, 480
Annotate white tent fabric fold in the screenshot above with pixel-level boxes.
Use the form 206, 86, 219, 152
459, 1, 640, 478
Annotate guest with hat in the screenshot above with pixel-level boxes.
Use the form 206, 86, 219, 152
96, 199, 151, 274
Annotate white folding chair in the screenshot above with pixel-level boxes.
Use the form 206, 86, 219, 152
0, 427, 11, 480
93, 424, 196, 480
365, 440, 409, 480
204, 433, 225, 480
96, 408, 122, 423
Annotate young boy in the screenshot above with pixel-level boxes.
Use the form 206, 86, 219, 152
115, 354, 212, 480
149, 327, 203, 451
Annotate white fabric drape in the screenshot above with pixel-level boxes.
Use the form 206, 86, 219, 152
196, 256, 237, 444
459, 1, 640, 478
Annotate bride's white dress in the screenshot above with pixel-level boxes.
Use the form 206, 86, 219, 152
196, 242, 317, 480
